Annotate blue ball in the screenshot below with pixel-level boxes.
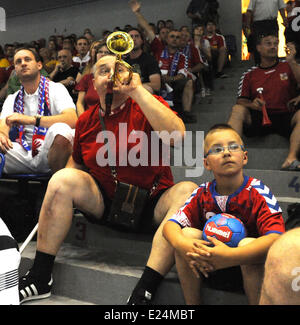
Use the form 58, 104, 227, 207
202, 213, 247, 247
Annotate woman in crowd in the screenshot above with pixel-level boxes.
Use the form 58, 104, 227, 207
75, 40, 111, 116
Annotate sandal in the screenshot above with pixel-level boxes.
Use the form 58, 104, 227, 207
281, 160, 300, 171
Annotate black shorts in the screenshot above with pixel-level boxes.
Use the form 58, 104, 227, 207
244, 110, 296, 138
204, 266, 244, 293
78, 177, 169, 234
171, 77, 190, 109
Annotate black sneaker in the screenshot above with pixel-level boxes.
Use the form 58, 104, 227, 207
215, 72, 229, 78
19, 271, 53, 304
127, 288, 153, 305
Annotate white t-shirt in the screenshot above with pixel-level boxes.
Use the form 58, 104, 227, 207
248, 0, 286, 21
1, 80, 76, 144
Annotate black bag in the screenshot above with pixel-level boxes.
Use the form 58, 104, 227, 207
98, 108, 157, 231
107, 182, 149, 230
285, 203, 300, 231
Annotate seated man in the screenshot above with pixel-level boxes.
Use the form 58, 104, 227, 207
0, 47, 78, 174
72, 36, 91, 74
157, 29, 197, 123
18, 54, 198, 304
50, 49, 79, 102
204, 20, 228, 78
125, 27, 161, 94
228, 33, 300, 171
178, 28, 205, 97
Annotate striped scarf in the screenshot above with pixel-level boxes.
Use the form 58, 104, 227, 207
160, 47, 181, 77
13, 75, 51, 157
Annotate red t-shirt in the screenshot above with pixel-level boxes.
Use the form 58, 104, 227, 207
237, 60, 298, 114
75, 73, 99, 111
156, 50, 186, 76
181, 43, 204, 69
169, 176, 285, 237
150, 36, 165, 59
72, 96, 175, 200
204, 33, 226, 50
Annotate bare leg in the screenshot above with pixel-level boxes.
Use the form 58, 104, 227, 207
175, 227, 203, 305
227, 104, 251, 136
182, 80, 194, 113
37, 168, 105, 255
145, 181, 199, 276
281, 110, 300, 169
239, 238, 264, 305
47, 135, 72, 174
217, 47, 227, 73
260, 228, 300, 305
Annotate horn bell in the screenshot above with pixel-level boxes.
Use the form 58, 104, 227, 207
106, 31, 134, 56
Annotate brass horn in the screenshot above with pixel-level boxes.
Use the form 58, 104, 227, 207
106, 31, 134, 85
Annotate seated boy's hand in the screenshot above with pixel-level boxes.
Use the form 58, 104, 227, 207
178, 238, 214, 278
187, 236, 235, 274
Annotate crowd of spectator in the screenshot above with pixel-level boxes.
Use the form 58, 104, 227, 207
0, 0, 227, 125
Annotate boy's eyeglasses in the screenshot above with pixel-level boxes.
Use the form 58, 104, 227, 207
204, 143, 245, 158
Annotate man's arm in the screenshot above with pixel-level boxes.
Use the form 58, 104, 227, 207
116, 72, 185, 145
5, 108, 78, 130
76, 91, 86, 116
0, 118, 12, 153
128, 0, 156, 42
237, 97, 265, 111
143, 73, 161, 93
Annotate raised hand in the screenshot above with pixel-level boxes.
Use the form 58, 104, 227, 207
128, 0, 141, 13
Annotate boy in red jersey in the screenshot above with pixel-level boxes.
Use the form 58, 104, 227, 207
228, 33, 300, 171
163, 124, 285, 305
18, 54, 198, 304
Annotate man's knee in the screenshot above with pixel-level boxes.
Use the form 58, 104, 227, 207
291, 109, 300, 127
51, 134, 72, 151
185, 79, 194, 89
154, 181, 198, 223
260, 229, 300, 304
47, 168, 78, 193
170, 181, 198, 202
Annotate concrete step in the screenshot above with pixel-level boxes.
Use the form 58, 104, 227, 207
19, 241, 248, 305
245, 148, 289, 170
23, 294, 95, 305
171, 167, 300, 200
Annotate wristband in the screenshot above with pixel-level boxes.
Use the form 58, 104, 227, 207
35, 114, 41, 127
